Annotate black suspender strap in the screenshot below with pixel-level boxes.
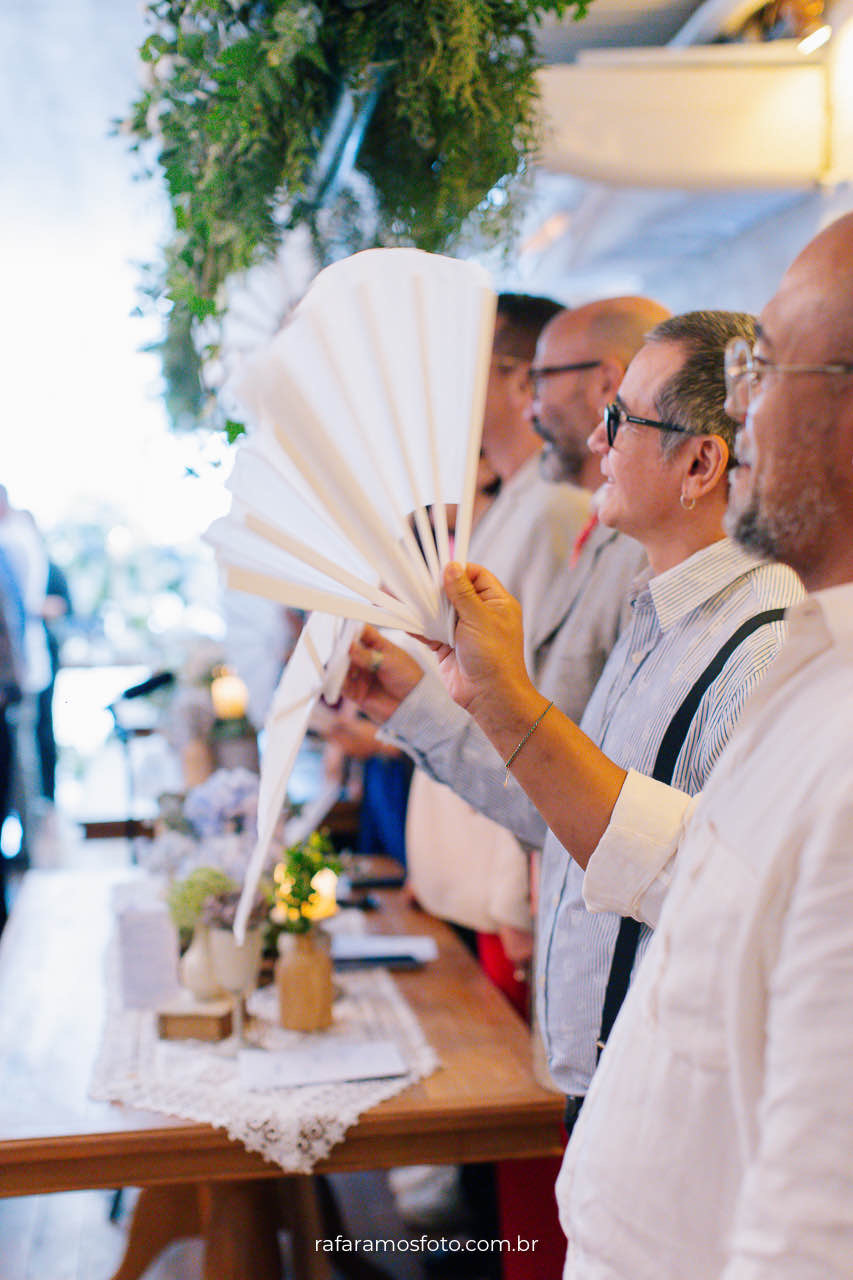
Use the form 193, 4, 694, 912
595, 607, 787, 1059
649, 607, 787, 787
597, 917, 642, 1059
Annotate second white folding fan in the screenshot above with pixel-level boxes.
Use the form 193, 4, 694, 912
232, 610, 358, 943
207, 246, 496, 645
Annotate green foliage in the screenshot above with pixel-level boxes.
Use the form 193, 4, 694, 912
166, 865, 238, 933
273, 830, 341, 934
124, 0, 592, 431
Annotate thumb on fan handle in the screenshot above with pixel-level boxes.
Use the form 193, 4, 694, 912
439, 562, 535, 718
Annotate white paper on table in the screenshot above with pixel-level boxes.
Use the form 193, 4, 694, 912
117, 907, 181, 1010
232, 612, 359, 943
209, 247, 496, 646
330, 935, 439, 965
238, 1037, 407, 1091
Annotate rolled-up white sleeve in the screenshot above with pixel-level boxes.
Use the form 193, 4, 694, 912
583, 768, 697, 928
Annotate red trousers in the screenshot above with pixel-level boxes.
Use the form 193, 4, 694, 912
477, 932, 567, 1280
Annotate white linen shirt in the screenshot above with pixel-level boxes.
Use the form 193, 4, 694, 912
559, 584, 853, 1278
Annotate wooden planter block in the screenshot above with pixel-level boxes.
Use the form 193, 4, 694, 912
157, 997, 233, 1042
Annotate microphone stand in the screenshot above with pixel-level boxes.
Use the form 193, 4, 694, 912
106, 699, 140, 862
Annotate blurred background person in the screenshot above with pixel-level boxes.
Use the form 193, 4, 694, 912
0, 487, 51, 865
36, 557, 73, 803
0, 545, 24, 932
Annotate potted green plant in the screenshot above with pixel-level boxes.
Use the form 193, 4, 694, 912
167, 867, 267, 1006
271, 831, 341, 1030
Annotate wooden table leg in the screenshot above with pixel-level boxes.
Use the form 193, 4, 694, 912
109, 1184, 202, 1280
279, 1175, 332, 1280
200, 1180, 283, 1280
109, 1173, 392, 1280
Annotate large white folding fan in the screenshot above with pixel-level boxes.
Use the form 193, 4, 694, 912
221, 248, 496, 938
208, 246, 496, 644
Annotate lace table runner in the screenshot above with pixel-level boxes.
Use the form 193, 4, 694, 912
90, 965, 439, 1173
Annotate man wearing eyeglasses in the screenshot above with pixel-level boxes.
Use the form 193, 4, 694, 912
403, 294, 653, 1055
346, 309, 803, 1127
399, 296, 670, 980
369, 218, 853, 1277
530, 298, 670, 491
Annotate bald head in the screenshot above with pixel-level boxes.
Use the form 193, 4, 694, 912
533, 295, 671, 487
768, 212, 853, 363
551, 297, 673, 369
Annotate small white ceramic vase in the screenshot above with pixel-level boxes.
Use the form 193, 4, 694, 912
179, 924, 225, 1001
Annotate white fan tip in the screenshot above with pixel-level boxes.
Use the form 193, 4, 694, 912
211, 247, 495, 642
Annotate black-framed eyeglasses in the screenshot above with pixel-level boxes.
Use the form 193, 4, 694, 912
528, 361, 601, 393
724, 336, 853, 412
604, 400, 688, 448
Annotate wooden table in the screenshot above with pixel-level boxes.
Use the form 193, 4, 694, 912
0, 870, 563, 1277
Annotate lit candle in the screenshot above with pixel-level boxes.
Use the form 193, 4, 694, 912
306, 867, 339, 920
210, 670, 249, 719
271, 865, 339, 925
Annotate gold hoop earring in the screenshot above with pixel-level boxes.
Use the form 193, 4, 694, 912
680, 492, 696, 512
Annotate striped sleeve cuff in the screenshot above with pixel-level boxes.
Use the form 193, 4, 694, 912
377, 670, 467, 755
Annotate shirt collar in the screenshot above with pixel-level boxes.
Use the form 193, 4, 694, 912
787, 582, 853, 647
636, 538, 764, 633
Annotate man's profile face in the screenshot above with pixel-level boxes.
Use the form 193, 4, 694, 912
531, 321, 602, 483
588, 340, 687, 544
726, 267, 846, 580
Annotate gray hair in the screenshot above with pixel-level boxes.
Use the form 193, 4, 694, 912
647, 310, 757, 465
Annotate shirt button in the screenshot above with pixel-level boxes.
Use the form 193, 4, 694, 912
632, 650, 644, 664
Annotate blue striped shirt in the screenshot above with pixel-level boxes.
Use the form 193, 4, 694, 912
385, 539, 804, 1095
541, 539, 803, 1093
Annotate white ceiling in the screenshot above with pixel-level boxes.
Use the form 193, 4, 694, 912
488, 0, 853, 311
535, 0, 707, 59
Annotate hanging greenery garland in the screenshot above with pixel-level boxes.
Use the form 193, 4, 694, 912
124, 0, 592, 431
